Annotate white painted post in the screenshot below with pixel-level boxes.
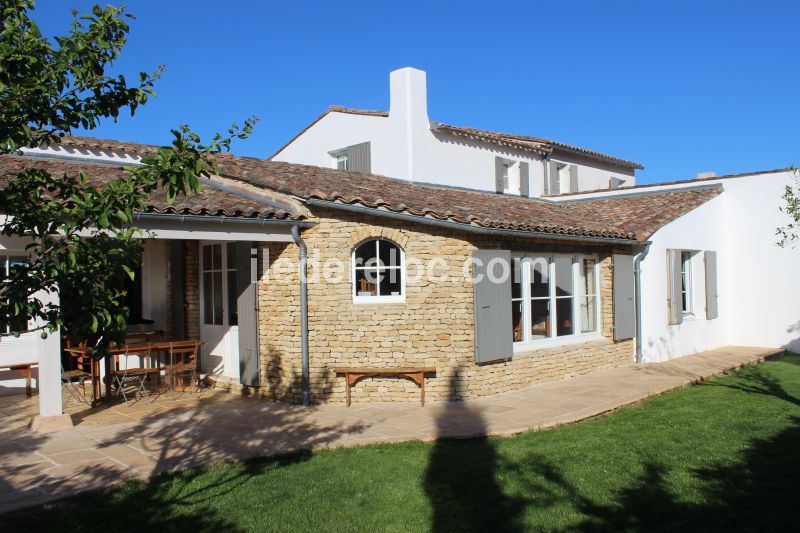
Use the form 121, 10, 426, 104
37, 329, 62, 417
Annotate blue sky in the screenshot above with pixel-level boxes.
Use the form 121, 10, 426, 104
36, 0, 799, 184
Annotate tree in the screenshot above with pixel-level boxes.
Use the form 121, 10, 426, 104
777, 168, 799, 248
0, 0, 255, 357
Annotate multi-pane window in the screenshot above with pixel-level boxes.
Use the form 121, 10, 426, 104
511, 255, 600, 345
336, 153, 348, 170
680, 251, 693, 314
352, 239, 404, 302
1, 254, 28, 334
202, 243, 238, 326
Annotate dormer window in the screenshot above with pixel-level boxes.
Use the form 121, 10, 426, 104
335, 152, 348, 170
329, 142, 371, 173
609, 176, 625, 190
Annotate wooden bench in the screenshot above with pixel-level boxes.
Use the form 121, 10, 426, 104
334, 367, 436, 407
1, 364, 35, 396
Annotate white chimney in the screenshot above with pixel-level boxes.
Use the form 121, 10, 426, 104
695, 171, 716, 179
389, 67, 429, 128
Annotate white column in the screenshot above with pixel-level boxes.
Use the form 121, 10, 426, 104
37, 329, 62, 417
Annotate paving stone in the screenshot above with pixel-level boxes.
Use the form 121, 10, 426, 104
0, 346, 782, 515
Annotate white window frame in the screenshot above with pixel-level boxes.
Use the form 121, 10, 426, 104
0, 252, 31, 335
330, 149, 348, 170
199, 242, 239, 327
512, 254, 601, 351
680, 251, 693, 316
351, 238, 406, 304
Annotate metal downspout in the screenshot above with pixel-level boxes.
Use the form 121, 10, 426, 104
291, 225, 310, 406
543, 152, 551, 195
634, 243, 650, 363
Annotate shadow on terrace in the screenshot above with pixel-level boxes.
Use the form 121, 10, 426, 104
0, 367, 367, 529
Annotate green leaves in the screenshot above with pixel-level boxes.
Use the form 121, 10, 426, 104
0, 0, 254, 358
776, 168, 799, 248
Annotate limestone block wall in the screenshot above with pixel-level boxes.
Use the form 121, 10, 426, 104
256, 207, 634, 404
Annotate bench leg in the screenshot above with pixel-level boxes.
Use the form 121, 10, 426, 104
419, 372, 425, 407
346, 373, 351, 407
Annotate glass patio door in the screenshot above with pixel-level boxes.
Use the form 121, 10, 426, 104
199, 242, 240, 379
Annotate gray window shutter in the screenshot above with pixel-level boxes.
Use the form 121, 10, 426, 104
667, 249, 683, 325
237, 242, 260, 387
472, 250, 513, 363
613, 254, 635, 341
494, 157, 505, 193
549, 161, 560, 195
345, 142, 371, 173
704, 250, 718, 320
569, 165, 579, 193
519, 162, 530, 197
169, 241, 186, 340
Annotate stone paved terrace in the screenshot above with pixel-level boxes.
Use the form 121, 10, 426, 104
0, 346, 783, 514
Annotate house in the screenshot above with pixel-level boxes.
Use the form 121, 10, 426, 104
1, 105, 798, 427
271, 67, 643, 195
270, 66, 799, 361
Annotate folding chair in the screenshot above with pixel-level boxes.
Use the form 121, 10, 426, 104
164, 341, 200, 394
110, 344, 154, 402
61, 362, 90, 405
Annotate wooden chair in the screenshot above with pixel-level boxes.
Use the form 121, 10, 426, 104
358, 278, 377, 296
163, 341, 201, 393
109, 343, 159, 402
61, 362, 90, 405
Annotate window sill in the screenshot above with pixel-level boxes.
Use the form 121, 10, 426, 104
352, 296, 406, 305
512, 332, 604, 354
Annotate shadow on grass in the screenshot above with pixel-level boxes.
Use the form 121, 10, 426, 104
422, 360, 800, 532
423, 368, 527, 532
565, 415, 800, 532
691, 354, 800, 407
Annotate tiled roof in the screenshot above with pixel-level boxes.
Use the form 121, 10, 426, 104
430, 122, 644, 169
545, 167, 792, 198
12, 136, 719, 242
327, 105, 389, 117
0, 155, 302, 220
215, 157, 720, 242
311, 106, 644, 169
52, 134, 158, 157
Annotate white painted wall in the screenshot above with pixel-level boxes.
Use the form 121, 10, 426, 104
638, 193, 730, 362
272, 68, 638, 196
724, 171, 800, 352
634, 170, 800, 361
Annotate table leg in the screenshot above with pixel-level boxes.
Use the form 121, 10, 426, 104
346, 373, 351, 407
419, 372, 425, 407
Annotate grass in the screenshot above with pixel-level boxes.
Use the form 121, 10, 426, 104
6, 354, 800, 532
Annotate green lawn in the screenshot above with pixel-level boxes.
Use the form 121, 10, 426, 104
8, 355, 800, 532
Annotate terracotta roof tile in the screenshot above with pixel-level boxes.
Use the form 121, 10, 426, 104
16, 136, 719, 242
55, 134, 159, 157
0, 155, 301, 220
215, 157, 720, 242
431, 122, 644, 169
274, 106, 643, 169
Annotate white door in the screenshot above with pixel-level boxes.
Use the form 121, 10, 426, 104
199, 242, 240, 379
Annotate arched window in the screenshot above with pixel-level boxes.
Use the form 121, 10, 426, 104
352, 238, 405, 303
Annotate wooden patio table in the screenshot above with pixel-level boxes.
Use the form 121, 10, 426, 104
64, 340, 204, 406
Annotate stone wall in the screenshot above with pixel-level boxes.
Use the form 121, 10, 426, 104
256, 207, 634, 404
